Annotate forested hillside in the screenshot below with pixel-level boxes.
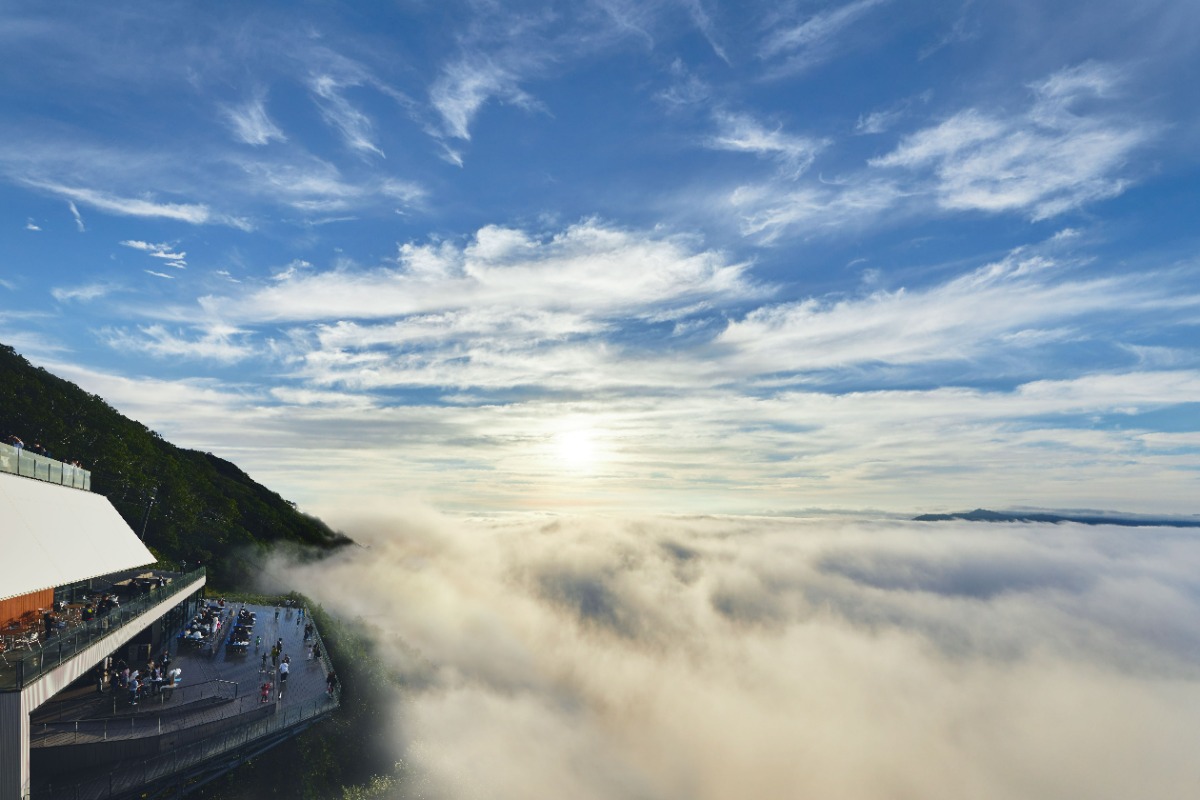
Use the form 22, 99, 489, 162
0, 343, 351, 585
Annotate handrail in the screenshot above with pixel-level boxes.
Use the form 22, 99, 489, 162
31, 680, 242, 744
34, 687, 340, 799
33, 678, 238, 724
0, 568, 206, 691
0, 441, 91, 490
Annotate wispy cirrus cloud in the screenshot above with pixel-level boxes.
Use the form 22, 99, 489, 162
722, 62, 1154, 241
51, 282, 116, 303
759, 0, 889, 76
120, 240, 187, 269
871, 63, 1151, 219
430, 57, 542, 142
120, 241, 187, 272
26, 181, 209, 223
716, 251, 1195, 378
424, 1, 738, 154
854, 92, 929, 135
426, 3, 634, 147
67, 201, 85, 232
224, 92, 286, 146
707, 111, 827, 178
234, 157, 425, 214
854, 108, 902, 135
21, 180, 253, 229
309, 73, 384, 158
726, 178, 905, 242
102, 322, 254, 362
679, 0, 730, 63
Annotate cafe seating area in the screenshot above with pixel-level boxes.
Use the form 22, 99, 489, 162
0, 568, 188, 692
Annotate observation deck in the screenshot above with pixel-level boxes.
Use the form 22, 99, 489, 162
0, 442, 91, 491
27, 602, 340, 800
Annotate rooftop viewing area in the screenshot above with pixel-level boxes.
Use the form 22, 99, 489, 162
0, 440, 90, 491
0, 568, 206, 692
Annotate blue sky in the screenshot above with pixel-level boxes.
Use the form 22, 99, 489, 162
2, 0, 1198, 516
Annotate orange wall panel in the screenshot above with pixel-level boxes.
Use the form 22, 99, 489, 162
0, 588, 54, 630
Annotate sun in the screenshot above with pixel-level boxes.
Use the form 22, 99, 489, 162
554, 428, 599, 471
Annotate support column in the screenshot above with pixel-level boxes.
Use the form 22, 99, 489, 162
0, 689, 31, 799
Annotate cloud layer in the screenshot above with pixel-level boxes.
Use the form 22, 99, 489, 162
36, 212, 1195, 517
275, 511, 1200, 800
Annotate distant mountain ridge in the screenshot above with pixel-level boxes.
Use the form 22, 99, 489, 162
0, 343, 352, 586
914, 508, 1200, 528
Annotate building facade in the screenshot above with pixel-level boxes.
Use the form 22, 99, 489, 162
0, 450, 206, 799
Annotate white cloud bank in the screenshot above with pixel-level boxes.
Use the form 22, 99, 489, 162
81, 217, 1198, 514
275, 511, 1200, 800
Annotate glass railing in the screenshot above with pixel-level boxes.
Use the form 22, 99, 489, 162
0, 569, 205, 691
0, 442, 91, 490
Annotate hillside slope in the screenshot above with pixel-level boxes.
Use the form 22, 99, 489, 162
0, 343, 351, 586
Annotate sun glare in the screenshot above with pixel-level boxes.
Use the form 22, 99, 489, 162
555, 428, 599, 471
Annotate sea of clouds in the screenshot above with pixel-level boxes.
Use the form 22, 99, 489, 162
275, 510, 1200, 800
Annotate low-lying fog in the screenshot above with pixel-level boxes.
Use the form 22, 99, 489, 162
276, 511, 1200, 799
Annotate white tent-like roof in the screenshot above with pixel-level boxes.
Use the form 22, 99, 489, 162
0, 472, 155, 602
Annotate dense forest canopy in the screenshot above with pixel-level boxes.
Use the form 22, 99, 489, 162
0, 343, 352, 586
